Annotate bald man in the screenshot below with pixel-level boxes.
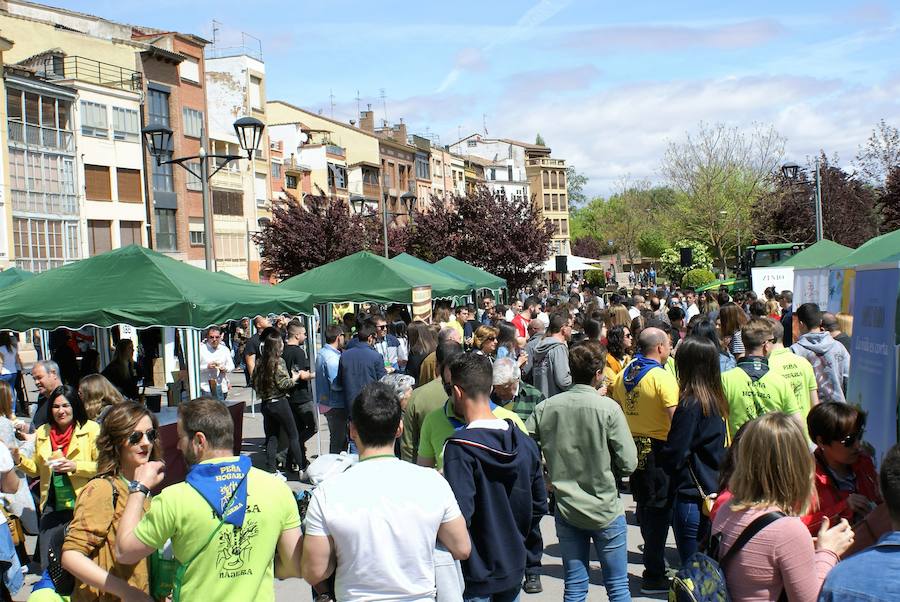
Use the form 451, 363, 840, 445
610, 327, 678, 594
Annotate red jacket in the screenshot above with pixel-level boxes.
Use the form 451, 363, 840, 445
801, 450, 882, 534
511, 314, 529, 339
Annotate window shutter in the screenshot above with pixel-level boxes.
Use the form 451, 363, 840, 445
116, 168, 142, 202
84, 165, 112, 200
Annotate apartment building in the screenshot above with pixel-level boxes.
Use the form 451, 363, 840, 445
449, 134, 530, 203
367, 112, 416, 221
525, 147, 570, 255
410, 135, 432, 211
449, 154, 466, 196
205, 47, 270, 280
430, 145, 455, 201
0, 35, 14, 266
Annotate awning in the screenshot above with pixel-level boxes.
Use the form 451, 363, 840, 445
433, 256, 507, 291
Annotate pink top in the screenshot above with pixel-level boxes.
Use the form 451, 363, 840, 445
711, 504, 839, 602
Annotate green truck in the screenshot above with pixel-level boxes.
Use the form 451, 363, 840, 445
696, 242, 806, 293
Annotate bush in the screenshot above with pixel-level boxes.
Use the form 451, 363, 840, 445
660, 239, 715, 283
585, 270, 606, 288
682, 268, 717, 289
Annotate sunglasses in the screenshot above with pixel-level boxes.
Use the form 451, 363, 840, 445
128, 428, 158, 446
485, 336, 497, 341
840, 430, 864, 448
376, 325, 387, 330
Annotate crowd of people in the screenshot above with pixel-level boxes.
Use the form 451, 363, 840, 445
0, 276, 893, 602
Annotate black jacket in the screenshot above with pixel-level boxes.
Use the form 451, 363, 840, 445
659, 397, 726, 501
442, 421, 547, 596
781, 306, 793, 347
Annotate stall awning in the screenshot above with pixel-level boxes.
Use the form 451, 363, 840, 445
433, 256, 507, 291
774, 240, 851, 268
278, 251, 474, 304
0, 245, 313, 330
393, 253, 478, 289
830, 230, 900, 268
0, 267, 34, 289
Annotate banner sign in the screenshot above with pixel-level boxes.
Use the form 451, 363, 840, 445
750, 266, 793, 297
794, 268, 830, 309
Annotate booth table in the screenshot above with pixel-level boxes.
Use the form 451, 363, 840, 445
154, 400, 245, 490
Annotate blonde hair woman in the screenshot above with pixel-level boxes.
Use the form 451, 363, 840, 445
78, 374, 125, 422
711, 413, 854, 601
835, 312, 853, 337
472, 325, 499, 358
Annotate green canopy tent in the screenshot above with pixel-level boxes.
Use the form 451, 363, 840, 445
0, 245, 314, 331
393, 253, 477, 305
0, 267, 34, 289
279, 251, 473, 304
830, 229, 900, 269
774, 239, 851, 268
433, 256, 507, 293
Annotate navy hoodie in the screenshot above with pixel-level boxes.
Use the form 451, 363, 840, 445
442, 420, 547, 596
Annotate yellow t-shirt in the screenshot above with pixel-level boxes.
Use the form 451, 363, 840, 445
611, 363, 679, 440
418, 402, 527, 470
134, 460, 300, 602
767, 348, 817, 419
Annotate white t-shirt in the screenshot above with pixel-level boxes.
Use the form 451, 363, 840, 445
0, 344, 17, 375
685, 303, 700, 322
0, 445, 13, 524
628, 306, 641, 321
304, 458, 461, 602
467, 418, 509, 431
197, 342, 234, 393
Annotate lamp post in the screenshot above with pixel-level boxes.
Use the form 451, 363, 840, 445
350, 188, 416, 259
142, 116, 265, 272
781, 160, 823, 242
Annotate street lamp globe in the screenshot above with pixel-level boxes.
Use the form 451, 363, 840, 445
141, 124, 174, 162
781, 162, 800, 180
399, 192, 417, 215
349, 194, 367, 215
233, 116, 266, 160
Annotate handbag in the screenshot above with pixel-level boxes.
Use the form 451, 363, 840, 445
688, 465, 717, 517
170, 474, 247, 602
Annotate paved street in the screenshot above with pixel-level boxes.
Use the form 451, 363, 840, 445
13, 372, 676, 602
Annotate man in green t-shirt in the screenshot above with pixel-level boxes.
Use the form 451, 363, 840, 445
116, 398, 302, 602
765, 318, 819, 420
721, 320, 803, 438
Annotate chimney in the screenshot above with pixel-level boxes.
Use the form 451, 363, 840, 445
394, 119, 408, 144
359, 104, 374, 132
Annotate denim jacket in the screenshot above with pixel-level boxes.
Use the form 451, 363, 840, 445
818, 531, 900, 601
315, 344, 345, 409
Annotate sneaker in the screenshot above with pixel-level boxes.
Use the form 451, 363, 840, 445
640, 576, 671, 594
273, 470, 287, 482
523, 574, 543, 594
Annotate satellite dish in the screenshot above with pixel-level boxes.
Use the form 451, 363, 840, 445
298, 132, 309, 143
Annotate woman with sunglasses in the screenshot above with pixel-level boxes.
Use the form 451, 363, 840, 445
61, 402, 158, 601
603, 325, 631, 382
472, 325, 499, 358
801, 402, 882, 535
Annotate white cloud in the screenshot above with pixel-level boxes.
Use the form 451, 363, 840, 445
481, 74, 898, 196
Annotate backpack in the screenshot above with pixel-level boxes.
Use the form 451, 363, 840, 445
669, 512, 784, 602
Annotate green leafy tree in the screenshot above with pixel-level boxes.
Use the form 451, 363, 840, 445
535, 133, 546, 146
662, 122, 785, 274
856, 119, 900, 189
660, 239, 715, 283
566, 166, 589, 209
638, 231, 668, 258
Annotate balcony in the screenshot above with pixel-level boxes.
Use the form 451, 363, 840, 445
325, 145, 345, 159
8, 121, 74, 153
283, 157, 311, 172
526, 158, 566, 168
210, 168, 243, 190
11, 190, 78, 216
36, 56, 142, 92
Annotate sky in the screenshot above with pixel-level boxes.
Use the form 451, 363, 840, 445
47, 0, 900, 196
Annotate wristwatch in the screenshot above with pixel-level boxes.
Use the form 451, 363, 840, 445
127, 480, 151, 497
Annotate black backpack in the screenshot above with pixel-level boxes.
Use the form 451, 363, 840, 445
669, 511, 785, 602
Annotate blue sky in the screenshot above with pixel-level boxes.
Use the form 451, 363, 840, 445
50, 0, 900, 196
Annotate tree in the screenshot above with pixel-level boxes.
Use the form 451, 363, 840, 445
535, 133, 546, 146
638, 231, 668, 258
662, 122, 785, 274
752, 153, 879, 248
571, 236, 607, 258
879, 166, 900, 233
566, 166, 589, 209
600, 182, 655, 269
404, 186, 554, 291
660, 239, 714, 283
254, 192, 382, 279
856, 119, 900, 189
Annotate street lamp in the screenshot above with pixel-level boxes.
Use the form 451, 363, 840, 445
142, 116, 266, 271
781, 160, 823, 242
349, 188, 416, 259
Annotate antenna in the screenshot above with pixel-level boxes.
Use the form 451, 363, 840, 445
482, 114, 488, 136
329, 89, 335, 118
211, 20, 220, 46
355, 90, 361, 118
380, 88, 387, 123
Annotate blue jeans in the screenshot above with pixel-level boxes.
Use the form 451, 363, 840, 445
555, 513, 630, 602
634, 501, 672, 580
464, 586, 520, 602
672, 495, 709, 564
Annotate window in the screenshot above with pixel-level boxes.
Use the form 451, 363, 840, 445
80, 101, 108, 138
152, 157, 174, 194
147, 89, 170, 127
179, 57, 200, 83
542, 171, 550, 187
183, 108, 203, 138
7, 90, 21, 121
415, 157, 430, 180
213, 189, 243, 215
467, 140, 477, 147
489, 168, 496, 181
249, 76, 262, 109
155, 209, 177, 251
215, 232, 247, 261
87, 220, 112, 255
112, 107, 139, 142
327, 164, 347, 189
116, 168, 142, 202
284, 174, 297, 189
271, 162, 282, 180
559, 193, 567, 208
185, 161, 202, 191
507, 166, 513, 181
254, 172, 267, 205
119, 221, 142, 246
188, 218, 205, 246
543, 193, 551, 211
84, 165, 112, 200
